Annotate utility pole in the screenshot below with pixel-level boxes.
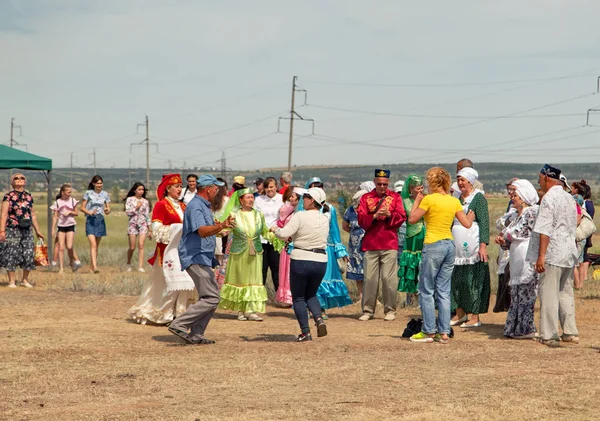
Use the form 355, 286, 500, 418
89, 149, 96, 173
287, 77, 297, 172
132, 115, 157, 190
220, 151, 226, 179
128, 158, 132, 188
278, 77, 314, 171
69, 153, 76, 184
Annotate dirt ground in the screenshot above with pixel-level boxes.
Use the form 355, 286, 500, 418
2, 275, 600, 421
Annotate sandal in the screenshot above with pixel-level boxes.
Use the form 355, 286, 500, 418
168, 326, 193, 344
535, 337, 560, 348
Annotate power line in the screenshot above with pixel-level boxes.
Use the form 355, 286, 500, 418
307, 104, 584, 119
165, 110, 287, 145
305, 72, 598, 88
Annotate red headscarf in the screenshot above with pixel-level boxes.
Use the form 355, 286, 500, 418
156, 173, 182, 199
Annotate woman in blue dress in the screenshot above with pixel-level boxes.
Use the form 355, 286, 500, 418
305, 177, 352, 317
342, 189, 368, 302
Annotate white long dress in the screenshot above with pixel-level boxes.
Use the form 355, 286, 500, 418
127, 197, 196, 325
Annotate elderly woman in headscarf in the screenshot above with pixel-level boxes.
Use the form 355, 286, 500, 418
494, 179, 540, 338
218, 187, 283, 321
397, 175, 425, 295
450, 167, 490, 328
342, 188, 369, 301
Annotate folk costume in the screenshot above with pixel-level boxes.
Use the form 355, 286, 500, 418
305, 177, 353, 310
218, 188, 283, 316
357, 169, 407, 319
501, 179, 539, 338
397, 175, 425, 294
276, 188, 306, 305
450, 168, 491, 316
128, 174, 195, 325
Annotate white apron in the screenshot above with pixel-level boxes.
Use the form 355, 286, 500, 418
452, 191, 481, 266
163, 223, 195, 292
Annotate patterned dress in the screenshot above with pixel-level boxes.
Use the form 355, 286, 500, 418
451, 192, 491, 315
0, 190, 35, 271
125, 197, 151, 235
502, 205, 539, 337
342, 206, 365, 281
276, 203, 295, 305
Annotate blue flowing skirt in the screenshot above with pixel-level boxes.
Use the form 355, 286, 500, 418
317, 244, 353, 310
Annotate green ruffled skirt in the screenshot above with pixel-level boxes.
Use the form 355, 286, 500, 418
398, 229, 425, 293
219, 250, 268, 313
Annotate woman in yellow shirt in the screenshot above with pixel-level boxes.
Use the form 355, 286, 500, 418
407, 167, 474, 344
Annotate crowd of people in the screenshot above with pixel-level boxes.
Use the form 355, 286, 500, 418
0, 161, 595, 346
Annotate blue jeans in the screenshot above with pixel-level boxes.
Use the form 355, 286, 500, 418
290, 259, 327, 333
418, 240, 455, 334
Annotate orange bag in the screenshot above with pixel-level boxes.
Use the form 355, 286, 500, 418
34, 239, 49, 267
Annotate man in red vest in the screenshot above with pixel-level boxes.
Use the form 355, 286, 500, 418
357, 169, 407, 321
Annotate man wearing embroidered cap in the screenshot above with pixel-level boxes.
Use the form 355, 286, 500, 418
168, 174, 235, 345
357, 169, 407, 321
526, 164, 579, 347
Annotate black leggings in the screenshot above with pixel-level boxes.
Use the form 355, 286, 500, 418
262, 243, 280, 291
290, 259, 327, 333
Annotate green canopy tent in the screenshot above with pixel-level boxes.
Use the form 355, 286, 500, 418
0, 144, 53, 262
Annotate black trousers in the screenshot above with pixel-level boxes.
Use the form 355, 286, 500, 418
262, 243, 280, 291
290, 259, 327, 333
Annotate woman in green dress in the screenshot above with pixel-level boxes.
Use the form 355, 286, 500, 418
450, 167, 490, 328
398, 175, 425, 294
218, 188, 281, 321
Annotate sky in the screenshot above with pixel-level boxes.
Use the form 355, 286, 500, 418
1, 0, 600, 170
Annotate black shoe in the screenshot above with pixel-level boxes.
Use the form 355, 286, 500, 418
296, 333, 312, 342
188, 335, 216, 345
168, 326, 193, 344
316, 318, 328, 338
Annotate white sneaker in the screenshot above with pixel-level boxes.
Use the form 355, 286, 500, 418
126, 265, 132, 272
137, 268, 145, 273
358, 313, 373, 321
383, 312, 396, 321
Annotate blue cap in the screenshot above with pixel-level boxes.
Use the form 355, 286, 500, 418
197, 174, 225, 187
375, 169, 390, 178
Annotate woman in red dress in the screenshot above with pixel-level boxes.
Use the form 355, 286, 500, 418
128, 174, 195, 325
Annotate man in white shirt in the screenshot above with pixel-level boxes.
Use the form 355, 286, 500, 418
179, 174, 198, 205
254, 176, 284, 292
527, 164, 579, 347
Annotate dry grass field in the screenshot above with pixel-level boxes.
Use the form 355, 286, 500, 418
1, 195, 600, 420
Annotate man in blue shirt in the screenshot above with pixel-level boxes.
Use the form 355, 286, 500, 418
168, 174, 235, 345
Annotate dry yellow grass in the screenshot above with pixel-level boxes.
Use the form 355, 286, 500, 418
2, 270, 600, 421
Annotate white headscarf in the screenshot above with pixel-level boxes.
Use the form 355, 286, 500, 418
457, 167, 479, 186
511, 179, 539, 206
352, 189, 368, 207
359, 181, 375, 192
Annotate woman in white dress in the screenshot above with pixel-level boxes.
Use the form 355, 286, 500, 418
128, 174, 195, 325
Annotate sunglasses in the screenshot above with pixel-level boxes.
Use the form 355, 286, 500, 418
13, 176, 25, 180
376, 183, 389, 187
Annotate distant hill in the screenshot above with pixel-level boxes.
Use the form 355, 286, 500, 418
2, 162, 599, 198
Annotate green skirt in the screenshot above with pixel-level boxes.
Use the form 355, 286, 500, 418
398, 229, 425, 293
219, 250, 268, 313
451, 261, 490, 314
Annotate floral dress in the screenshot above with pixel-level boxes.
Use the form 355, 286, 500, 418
343, 206, 365, 281
501, 205, 539, 337
125, 197, 151, 235
0, 190, 35, 271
